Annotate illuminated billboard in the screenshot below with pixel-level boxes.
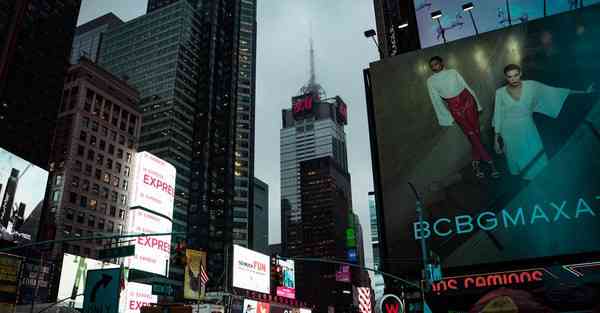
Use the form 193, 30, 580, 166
125, 208, 172, 276
233, 245, 270, 294
122, 282, 157, 313
274, 258, 296, 299
129, 151, 176, 219
368, 4, 600, 276
0, 148, 49, 243
184, 249, 207, 300
57, 253, 118, 309
413, 0, 600, 48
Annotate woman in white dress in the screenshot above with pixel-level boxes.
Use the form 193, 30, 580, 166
492, 64, 595, 180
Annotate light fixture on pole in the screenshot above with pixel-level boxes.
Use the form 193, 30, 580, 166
431, 10, 446, 43
462, 2, 479, 35
543, 0, 547, 16
364, 29, 383, 56
505, 0, 512, 25
398, 21, 409, 29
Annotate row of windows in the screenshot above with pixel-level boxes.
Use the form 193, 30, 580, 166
64, 207, 125, 232
67, 185, 127, 209
84, 89, 138, 136
80, 116, 136, 150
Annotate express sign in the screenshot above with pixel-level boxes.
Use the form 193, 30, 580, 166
129, 151, 176, 220
126, 208, 172, 276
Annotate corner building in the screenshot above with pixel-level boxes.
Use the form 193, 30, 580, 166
39, 58, 140, 261
99, 0, 257, 286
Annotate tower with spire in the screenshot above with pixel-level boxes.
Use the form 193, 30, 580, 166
280, 35, 357, 313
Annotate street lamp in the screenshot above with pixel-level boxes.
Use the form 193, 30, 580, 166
398, 21, 409, 29
431, 10, 447, 43
462, 2, 479, 35
505, 0, 512, 25
364, 29, 383, 56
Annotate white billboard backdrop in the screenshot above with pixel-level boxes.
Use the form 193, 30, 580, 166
0, 148, 49, 242
232, 245, 270, 294
125, 208, 172, 276
129, 151, 176, 220
121, 282, 157, 313
57, 253, 118, 309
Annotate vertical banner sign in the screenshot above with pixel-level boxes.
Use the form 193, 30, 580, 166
82, 268, 121, 313
0, 253, 22, 313
126, 209, 172, 276
184, 249, 207, 300
275, 258, 296, 299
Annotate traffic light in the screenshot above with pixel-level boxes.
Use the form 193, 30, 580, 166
172, 240, 187, 267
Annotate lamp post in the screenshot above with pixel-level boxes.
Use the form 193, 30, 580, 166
543, 0, 547, 16
431, 10, 446, 43
506, 0, 512, 25
363, 29, 383, 57
462, 2, 479, 35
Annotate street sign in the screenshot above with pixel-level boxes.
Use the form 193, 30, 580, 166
82, 268, 120, 313
98, 245, 135, 259
151, 283, 175, 296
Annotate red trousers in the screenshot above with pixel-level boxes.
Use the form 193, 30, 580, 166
444, 89, 492, 161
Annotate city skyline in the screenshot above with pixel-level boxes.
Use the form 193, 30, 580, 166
76, 0, 379, 269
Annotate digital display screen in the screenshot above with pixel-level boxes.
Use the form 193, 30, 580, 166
369, 4, 600, 275
232, 245, 270, 293
414, 0, 600, 48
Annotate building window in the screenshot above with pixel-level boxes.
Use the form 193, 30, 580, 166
99, 140, 106, 151
87, 149, 95, 161
88, 215, 95, 227
95, 169, 101, 180
92, 183, 99, 194
96, 154, 104, 166
90, 136, 97, 146
55, 175, 63, 186
77, 212, 85, 224
51, 190, 61, 202
112, 176, 119, 187
118, 135, 125, 145
120, 194, 127, 205
106, 159, 113, 170
107, 221, 114, 232
82, 180, 90, 192
111, 191, 118, 203
110, 131, 117, 141
101, 187, 109, 199
85, 164, 92, 176
122, 180, 128, 191
66, 208, 74, 220
115, 163, 122, 173
90, 199, 97, 210
91, 121, 98, 132
108, 144, 115, 155
99, 203, 107, 214
74, 228, 82, 237
74, 160, 82, 172
119, 209, 126, 220
124, 166, 130, 177
101, 126, 108, 137
80, 131, 87, 141
110, 206, 116, 217
64, 225, 72, 235
98, 218, 105, 230
117, 149, 123, 159
81, 117, 90, 128
77, 145, 85, 156
103, 173, 110, 184
80, 196, 87, 208
71, 176, 79, 188
126, 152, 132, 163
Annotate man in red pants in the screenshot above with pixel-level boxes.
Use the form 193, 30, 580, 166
426, 56, 499, 179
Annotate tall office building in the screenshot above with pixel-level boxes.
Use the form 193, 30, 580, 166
99, 0, 257, 285
368, 191, 385, 299
372, 0, 420, 58
253, 177, 268, 254
0, 0, 82, 169
38, 57, 140, 261
70, 13, 123, 64
280, 40, 348, 255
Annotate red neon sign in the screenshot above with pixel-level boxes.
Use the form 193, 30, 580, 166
431, 269, 546, 294
292, 96, 313, 115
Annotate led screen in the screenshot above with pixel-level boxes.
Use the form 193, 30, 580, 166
274, 258, 296, 299
369, 4, 600, 275
414, 0, 600, 48
129, 151, 176, 220
0, 148, 49, 243
125, 208, 172, 276
232, 245, 270, 294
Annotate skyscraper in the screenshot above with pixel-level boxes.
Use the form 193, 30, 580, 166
70, 13, 123, 64
372, 0, 420, 58
0, 0, 82, 169
253, 177, 268, 254
38, 57, 141, 260
99, 0, 257, 286
368, 191, 385, 300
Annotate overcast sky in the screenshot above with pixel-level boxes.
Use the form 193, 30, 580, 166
77, 0, 379, 267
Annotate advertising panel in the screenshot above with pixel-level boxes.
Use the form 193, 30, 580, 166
125, 208, 172, 276
18, 259, 54, 304
82, 268, 120, 313
242, 299, 258, 313
0, 148, 49, 243
57, 253, 118, 309
233, 245, 270, 294
129, 151, 176, 220
274, 258, 295, 299
369, 4, 600, 276
413, 0, 600, 48
184, 249, 207, 300
0, 253, 22, 313
336, 265, 351, 283
122, 282, 157, 313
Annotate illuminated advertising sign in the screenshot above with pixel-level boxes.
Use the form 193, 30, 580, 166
0, 148, 49, 243
336, 97, 348, 125
274, 258, 296, 299
376, 294, 404, 313
0, 253, 22, 313
300, 309, 311, 313
243, 299, 258, 313
292, 95, 314, 119
184, 249, 207, 300
431, 268, 549, 295
413, 0, 600, 48
368, 4, 600, 276
122, 282, 157, 313
233, 245, 270, 294
336, 265, 351, 283
57, 254, 118, 309
125, 208, 172, 276
129, 151, 176, 220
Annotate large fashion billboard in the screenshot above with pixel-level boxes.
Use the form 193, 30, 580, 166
274, 258, 296, 299
57, 253, 118, 309
232, 245, 270, 294
125, 208, 172, 276
129, 151, 176, 220
0, 148, 49, 243
413, 0, 600, 48
184, 249, 207, 300
369, 4, 600, 276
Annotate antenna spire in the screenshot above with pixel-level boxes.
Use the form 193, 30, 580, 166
309, 23, 316, 87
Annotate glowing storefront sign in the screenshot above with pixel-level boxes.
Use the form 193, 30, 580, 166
431, 268, 550, 294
